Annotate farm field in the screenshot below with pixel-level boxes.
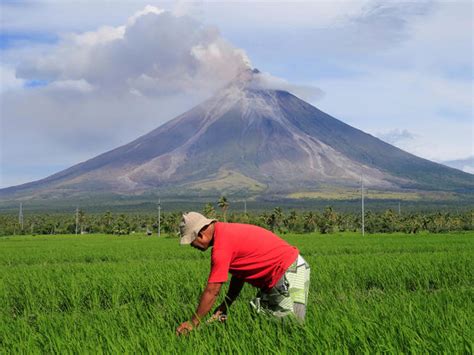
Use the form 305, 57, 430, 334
0, 232, 472, 353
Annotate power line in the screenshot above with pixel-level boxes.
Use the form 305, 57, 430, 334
158, 198, 161, 237
19, 203, 24, 231
361, 174, 365, 236
75, 207, 79, 236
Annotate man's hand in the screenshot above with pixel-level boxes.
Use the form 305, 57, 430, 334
209, 276, 244, 321
176, 282, 223, 336
176, 321, 194, 336
207, 309, 228, 324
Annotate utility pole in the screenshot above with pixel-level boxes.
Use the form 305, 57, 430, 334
19, 203, 24, 231
244, 199, 247, 214
398, 201, 401, 215
75, 207, 79, 236
361, 174, 365, 236
158, 198, 161, 237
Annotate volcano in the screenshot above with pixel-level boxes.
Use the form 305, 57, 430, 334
1, 69, 473, 200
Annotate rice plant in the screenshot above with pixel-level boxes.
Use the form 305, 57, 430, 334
0, 232, 472, 353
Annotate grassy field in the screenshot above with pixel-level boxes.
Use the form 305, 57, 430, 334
0, 232, 472, 353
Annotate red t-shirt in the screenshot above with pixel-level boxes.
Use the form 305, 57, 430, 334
207, 222, 299, 290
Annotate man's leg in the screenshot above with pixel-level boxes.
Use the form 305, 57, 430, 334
285, 255, 310, 322
250, 284, 294, 318
250, 255, 310, 321
250, 270, 294, 318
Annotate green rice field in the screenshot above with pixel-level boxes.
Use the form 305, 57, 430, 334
0, 232, 472, 353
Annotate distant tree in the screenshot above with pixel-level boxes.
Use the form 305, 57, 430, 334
97, 211, 114, 234
402, 214, 423, 234
273, 207, 284, 232
317, 207, 338, 234
163, 212, 182, 235
202, 203, 216, 219
380, 209, 397, 233
112, 214, 130, 235
1, 208, 472, 237
460, 210, 474, 231
284, 210, 299, 233
447, 214, 462, 231
303, 212, 317, 233
218, 196, 229, 222
238, 210, 250, 224
427, 212, 446, 233
364, 210, 377, 234
264, 212, 277, 232
337, 213, 357, 232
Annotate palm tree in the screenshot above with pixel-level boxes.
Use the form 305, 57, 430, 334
318, 207, 338, 234
273, 207, 283, 231
203, 203, 216, 219
218, 196, 229, 222
303, 211, 317, 233
102, 211, 113, 233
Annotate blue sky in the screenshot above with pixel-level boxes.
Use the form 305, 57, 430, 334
0, 0, 473, 188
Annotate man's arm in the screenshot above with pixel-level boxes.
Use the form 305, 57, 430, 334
191, 282, 223, 325
214, 275, 245, 314
176, 282, 223, 335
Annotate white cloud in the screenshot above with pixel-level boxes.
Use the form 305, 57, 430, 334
127, 4, 164, 26
391, 121, 472, 162
49, 79, 94, 93
197, 0, 376, 31
0, 1, 155, 34
67, 25, 125, 47
462, 165, 474, 174
0, 65, 25, 92
398, 1, 473, 72
440, 156, 474, 175
376, 129, 416, 145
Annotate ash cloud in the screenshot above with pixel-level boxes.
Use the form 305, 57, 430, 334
251, 71, 325, 102
15, 6, 251, 97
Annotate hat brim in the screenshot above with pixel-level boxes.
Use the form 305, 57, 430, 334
179, 218, 216, 245
180, 233, 195, 245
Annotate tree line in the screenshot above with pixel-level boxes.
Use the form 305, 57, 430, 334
0, 198, 472, 236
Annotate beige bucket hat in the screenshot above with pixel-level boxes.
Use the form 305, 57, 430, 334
179, 212, 217, 245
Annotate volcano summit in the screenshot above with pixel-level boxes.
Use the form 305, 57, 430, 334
1, 69, 473, 200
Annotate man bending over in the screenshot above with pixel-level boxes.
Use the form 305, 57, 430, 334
176, 212, 310, 335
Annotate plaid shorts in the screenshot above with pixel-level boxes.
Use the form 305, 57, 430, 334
250, 255, 310, 322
